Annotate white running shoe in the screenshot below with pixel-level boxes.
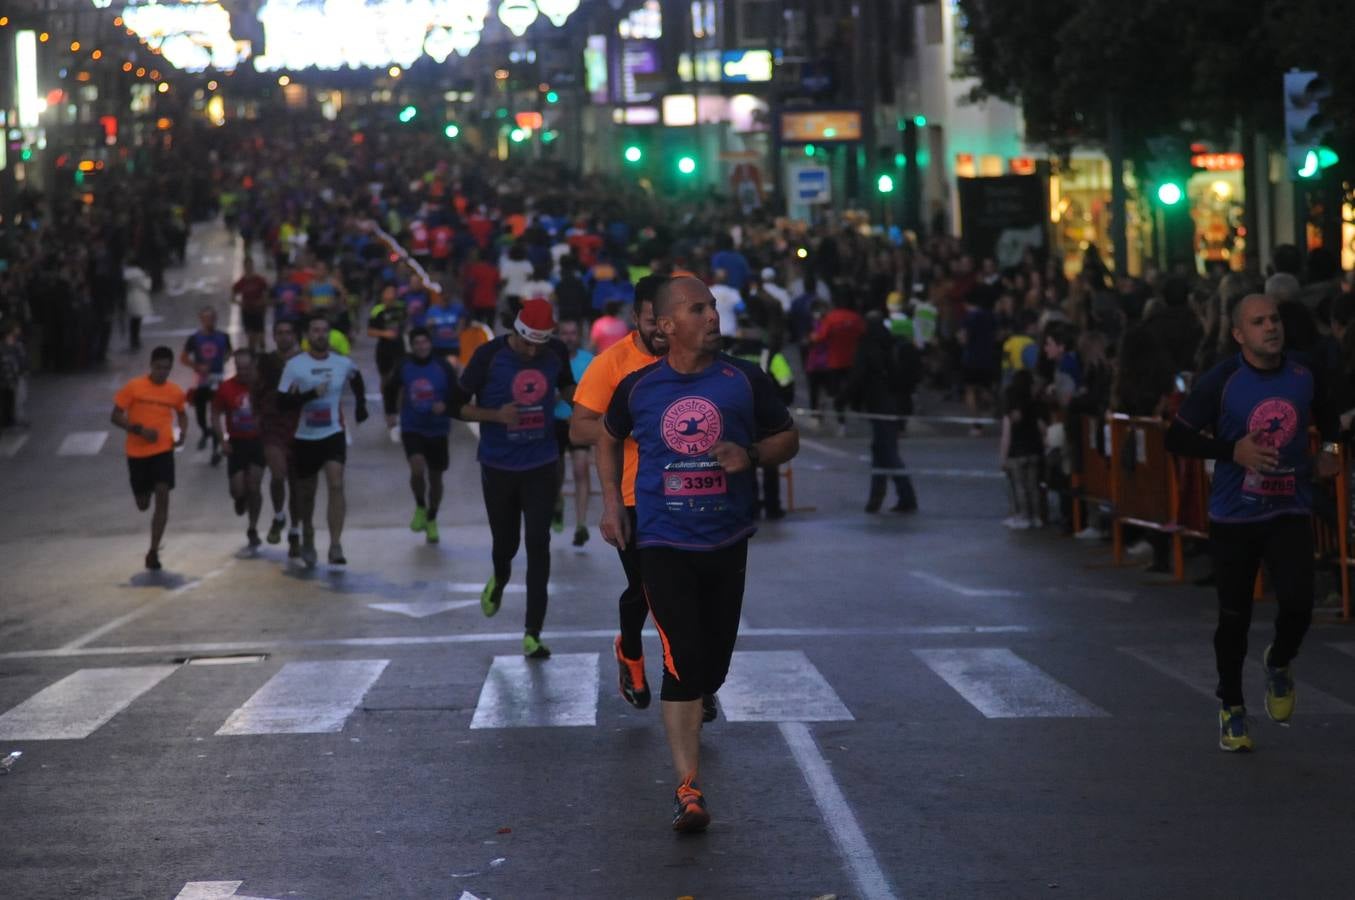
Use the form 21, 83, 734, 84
1125, 538, 1153, 557
1003, 516, 1032, 530
1074, 525, 1104, 541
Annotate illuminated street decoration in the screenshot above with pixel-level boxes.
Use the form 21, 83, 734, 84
253, 0, 494, 70
497, 0, 538, 37
535, 0, 579, 27
120, 1, 250, 72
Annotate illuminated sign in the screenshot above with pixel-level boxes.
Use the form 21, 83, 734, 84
514, 111, 543, 130
612, 106, 659, 125
585, 35, 608, 103
615, 39, 661, 104
720, 50, 773, 83
16, 30, 42, 128
779, 109, 862, 143
663, 94, 696, 127
617, 0, 661, 39
1190, 152, 1244, 171
121, 2, 250, 72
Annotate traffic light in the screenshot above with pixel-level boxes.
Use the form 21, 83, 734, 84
398, 105, 417, 124
677, 155, 697, 175
876, 173, 895, 194
545, 90, 559, 104
509, 128, 527, 143
443, 123, 460, 139
1283, 70, 1332, 180
1156, 182, 1184, 206
623, 144, 643, 164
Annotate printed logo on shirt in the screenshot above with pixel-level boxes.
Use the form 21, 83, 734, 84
409, 377, 436, 407
511, 369, 548, 405
1247, 398, 1298, 449
198, 341, 219, 361
661, 396, 723, 455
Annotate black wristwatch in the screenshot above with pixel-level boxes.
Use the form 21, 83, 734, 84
745, 443, 761, 467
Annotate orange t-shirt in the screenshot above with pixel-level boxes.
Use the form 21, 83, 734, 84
114, 375, 186, 458
573, 333, 658, 506
457, 321, 494, 370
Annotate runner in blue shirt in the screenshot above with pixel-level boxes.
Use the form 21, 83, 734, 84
180, 306, 232, 466
423, 292, 466, 362
598, 277, 799, 833
460, 298, 576, 659
1166, 292, 1339, 751
391, 327, 463, 545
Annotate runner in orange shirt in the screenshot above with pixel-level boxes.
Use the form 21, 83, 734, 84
570, 275, 671, 712
110, 346, 189, 570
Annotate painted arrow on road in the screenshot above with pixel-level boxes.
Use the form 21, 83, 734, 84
175, 881, 279, 900
367, 600, 479, 619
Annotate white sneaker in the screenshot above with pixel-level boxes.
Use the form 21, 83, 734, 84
388, 425, 401, 444
1004, 516, 1031, 530
1126, 539, 1153, 558
1074, 525, 1104, 541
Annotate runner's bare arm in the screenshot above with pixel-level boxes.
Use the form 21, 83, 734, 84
569, 405, 603, 446
596, 426, 629, 548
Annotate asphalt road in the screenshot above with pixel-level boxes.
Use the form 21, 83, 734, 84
3, 226, 1355, 900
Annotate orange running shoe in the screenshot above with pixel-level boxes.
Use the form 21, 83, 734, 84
614, 635, 651, 709
671, 774, 710, 833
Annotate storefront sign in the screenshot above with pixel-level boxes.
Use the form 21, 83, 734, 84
779, 109, 861, 144
721, 49, 774, 83
957, 175, 1047, 268
1190, 152, 1244, 171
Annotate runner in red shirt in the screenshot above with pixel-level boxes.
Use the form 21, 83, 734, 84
213, 348, 267, 547
231, 257, 270, 353
462, 247, 501, 325
811, 295, 866, 432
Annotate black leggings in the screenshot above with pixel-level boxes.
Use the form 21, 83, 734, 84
616, 506, 648, 659
1210, 515, 1314, 706
377, 352, 403, 418
642, 540, 747, 702
481, 462, 558, 636
192, 385, 218, 443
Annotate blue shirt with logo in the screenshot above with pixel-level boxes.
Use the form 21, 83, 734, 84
424, 303, 465, 354
460, 335, 575, 471
1176, 353, 1316, 523
183, 330, 232, 375
606, 355, 794, 550
397, 355, 460, 437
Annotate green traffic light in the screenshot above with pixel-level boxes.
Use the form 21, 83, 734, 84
398, 105, 417, 123
804, 144, 816, 157
913, 115, 927, 127
1298, 150, 1320, 179
1156, 182, 1184, 205
542, 130, 557, 143
1318, 146, 1340, 168
444, 123, 460, 139
877, 173, 895, 193
545, 91, 559, 104
509, 128, 526, 143
894, 152, 906, 168
624, 145, 643, 163
677, 156, 697, 175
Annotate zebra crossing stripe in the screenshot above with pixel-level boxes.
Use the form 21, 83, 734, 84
470, 653, 598, 729
0, 432, 28, 457
0, 666, 178, 740
914, 648, 1109, 718
1120, 644, 1355, 714
57, 431, 109, 456
718, 650, 854, 722
215, 660, 389, 735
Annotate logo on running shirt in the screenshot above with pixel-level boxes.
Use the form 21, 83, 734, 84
511, 368, 548, 405
410, 377, 436, 406
661, 396, 723, 455
1247, 398, 1298, 449
198, 339, 219, 360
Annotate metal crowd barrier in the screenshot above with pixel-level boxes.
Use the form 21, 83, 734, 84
1075, 415, 1352, 621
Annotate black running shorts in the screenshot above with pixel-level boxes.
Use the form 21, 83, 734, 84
127, 451, 175, 497
293, 432, 347, 478
401, 431, 450, 472
640, 540, 748, 702
225, 437, 266, 477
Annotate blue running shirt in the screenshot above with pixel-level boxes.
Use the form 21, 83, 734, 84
460, 335, 575, 471
424, 304, 465, 354
278, 352, 358, 441
606, 355, 794, 550
1176, 353, 1316, 523
397, 355, 460, 436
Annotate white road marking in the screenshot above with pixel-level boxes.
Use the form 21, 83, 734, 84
1122, 644, 1355, 714
57, 431, 109, 456
914, 648, 1109, 718
0, 666, 178, 740
175, 881, 280, 900
470, 653, 598, 729
60, 563, 233, 651
911, 467, 1004, 479
798, 437, 855, 459
719, 651, 853, 722
216, 660, 389, 735
462, 419, 480, 439
780, 722, 897, 900
0, 624, 1034, 661
0, 433, 28, 457
367, 600, 479, 618
909, 571, 1022, 598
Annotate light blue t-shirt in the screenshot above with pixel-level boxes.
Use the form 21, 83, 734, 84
278, 351, 357, 441
555, 348, 595, 420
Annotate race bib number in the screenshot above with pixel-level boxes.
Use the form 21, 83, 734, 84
1243, 467, 1296, 499
507, 405, 546, 441
304, 405, 333, 428
663, 459, 728, 513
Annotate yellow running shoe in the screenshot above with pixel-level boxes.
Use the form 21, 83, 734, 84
1263, 644, 1296, 724
410, 507, 428, 533
1218, 705, 1253, 752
